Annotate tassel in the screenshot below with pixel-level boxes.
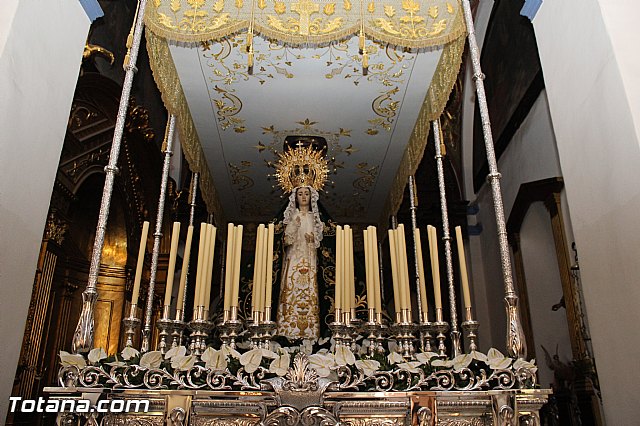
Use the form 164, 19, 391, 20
359, 33, 365, 54
362, 49, 369, 76
246, 32, 253, 53
248, 50, 254, 75
123, 0, 140, 70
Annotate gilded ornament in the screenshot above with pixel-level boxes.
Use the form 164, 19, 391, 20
188, 0, 206, 7
367, 2, 375, 13
213, 0, 225, 12
447, 2, 454, 14
154, 0, 162, 8
258, 0, 267, 8
402, 0, 420, 14
429, 6, 439, 19
297, 118, 318, 129
343, 0, 352, 11
384, 5, 396, 17
171, 0, 182, 12
274, 1, 286, 14
235, 0, 243, 8
323, 3, 336, 15
275, 145, 329, 193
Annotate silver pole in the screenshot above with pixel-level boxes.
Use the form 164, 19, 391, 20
72, 0, 149, 354
141, 115, 177, 352
181, 172, 199, 321
461, 0, 526, 358
408, 176, 423, 322
432, 119, 461, 357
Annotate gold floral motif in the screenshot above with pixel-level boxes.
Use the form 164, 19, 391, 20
384, 5, 395, 17
274, 1, 286, 14
366, 87, 399, 134
235, 0, 243, 8
258, 0, 266, 9
213, 0, 224, 12
171, 0, 182, 13
212, 86, 246, 132
229, 161, 255, 190
343, 0, 352, 11
324, 3, 335, 15
353, 162, 379, 193
367, 2, 375, 13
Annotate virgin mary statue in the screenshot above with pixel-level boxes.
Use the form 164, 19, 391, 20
276, 185, 324, 339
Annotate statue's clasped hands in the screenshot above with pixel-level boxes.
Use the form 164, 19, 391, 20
304, 232, 314, 243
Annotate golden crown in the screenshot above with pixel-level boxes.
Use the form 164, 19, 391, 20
275, 144, 329, 193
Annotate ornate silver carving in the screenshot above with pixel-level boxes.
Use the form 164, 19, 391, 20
408, 175, 423, 320
169, 407, 187, 426
432, 120, 461, 358
102, 415, 164, 425
71, 0, 150, 354
436, 419, 485, 426
460, 0, 526, 359
143, 115, 176, 352
264, 405, 339, 426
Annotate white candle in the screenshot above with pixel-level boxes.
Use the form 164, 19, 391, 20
223, 223, 235, 311
231, 225, 243, 308
429, 226, 442, 310
364, 228, 373, 309
260, 226, 269, 312
265, 223, 275, 314
193, 223, 207, 311
388, 228, 400, 314
414, 228, 428, 318
348, 226, 355, 311
163, 222, 181, 307
343, 225, 351, 311
335, 226, 343, 311
204, 225, 216, 312
251, 225, 262, 312
371, 228, 382, 314
253, 224, 265, 312
176, 225, 193, 316
132, 221, 149, 306
198, 224, 212, 308
455, 226, 472, 309
397, 224, 410, 311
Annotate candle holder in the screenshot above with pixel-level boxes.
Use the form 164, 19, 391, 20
122, 305, 141, 348
419, 312, 435, 353
219, 307, 243, 349
171, 318, 186, 349
393, 309, 417, 358
156, 306, 174, 354
329, 308, 348, 348
362, 309, 384, 355
189, 306, 213, 356
462, 307, 480, 352
247, 311, 263, 349
260, 319, 277, 350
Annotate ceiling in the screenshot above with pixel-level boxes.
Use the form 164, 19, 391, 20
168, 35, 444, 224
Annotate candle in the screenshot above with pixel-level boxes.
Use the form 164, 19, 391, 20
429, 226, 442, 310
253, 224, 265, 312
176, 225, 193, 315
193, 223, 207, 311
343, 225, 351, 311
455, 226, 472, 309
132, 221, 150, 306
260, 226, 269, 312
348, 226, 355, 311
388, 228, 400, 314
397, 224, 410, 311
198, 224, 213, 308
204, 225, 216, 312
363, 228, 373, 309
265, 223, 275, 314
231, 225, 243, 308
163, 222, 181, 307
371, 229, 382, 314
414, 228, 428, 318
251, 225, 262, 312
223, 223, 235, 311
335, 226, 343, 311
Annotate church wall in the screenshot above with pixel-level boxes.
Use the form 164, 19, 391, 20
0, 0, 90, 421
533, 0, 640, 422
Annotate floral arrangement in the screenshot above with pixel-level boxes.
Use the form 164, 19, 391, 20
59, 338, 537, 392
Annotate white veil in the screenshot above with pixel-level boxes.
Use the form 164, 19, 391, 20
282, 186, 324, 248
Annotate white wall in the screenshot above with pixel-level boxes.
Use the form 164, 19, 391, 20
534, 0, 640, 422
0, 0, 90, 420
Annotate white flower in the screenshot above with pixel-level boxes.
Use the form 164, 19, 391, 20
358, 339, 372, 355
334, 346, 356, 366
397, 361, 422, 373
318, 337, 330, 345
301, 339, 314, 355
308, 353, 335, 377
487, 348, 512, 370
269, 352, 291, 376
164, 346, 187, 360
387, 340, 399, 353
202, 348, 227, 371
452, 354, 473, 372
105, 355, 126, 368
59, 351, 87, 368
415, 351, 439, 364
88, 348, 107, 364
240, 348, 276, 373
513, 358, 537, 374
220, 345, 241, 359
431, 358, 454, 368
171, 354, 196, 370
140, 351, 163, 369
121, 347, 140, 361
355, 359, 380, 376
470, 350, 488, 363
387, 351, 404, 365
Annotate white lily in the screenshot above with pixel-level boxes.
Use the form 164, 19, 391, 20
269, 352, 291, 376
357, 339, 372, 355
452, 354, 473, 372
140, 351, 163, 369
355, 359, 380, 376
415, 352, 439, 364
318, 337, 330, 345
171, 354, 196, 370
121, 346, 139, 361
431, 358, 454, 368
387, 351, 404, 365
513, 358, 537, 374
202, 348, 227, 371
334, 346, 356, 366
301, 339, 314, 355
387, 340, 399, 354
487, 348, 512, 370
240, 348, 276, 373
470, 350, 488, 363
397, 361, 423, 373
220, 345, 241, 360
59, 351, 87, 368
88, 348, 107, 364
164, 346, 187, 360
308, 353, 335, 377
